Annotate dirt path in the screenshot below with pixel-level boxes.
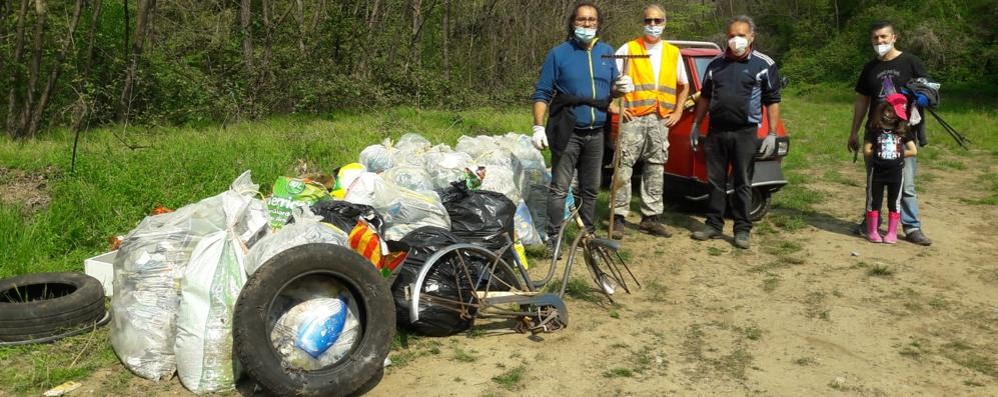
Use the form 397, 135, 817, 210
68, 156, 997, 397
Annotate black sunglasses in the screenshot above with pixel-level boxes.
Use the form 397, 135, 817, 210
644, 18, 665, 25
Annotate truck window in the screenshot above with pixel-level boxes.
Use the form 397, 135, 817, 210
692, 56, 713, 92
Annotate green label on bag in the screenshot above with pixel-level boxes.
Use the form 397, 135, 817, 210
267, 176, 332, 229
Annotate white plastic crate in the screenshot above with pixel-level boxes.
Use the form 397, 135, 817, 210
84, 250, 117, 297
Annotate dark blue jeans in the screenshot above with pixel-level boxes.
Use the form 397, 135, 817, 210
704, 127, 758, 233
547, 129, 604, 237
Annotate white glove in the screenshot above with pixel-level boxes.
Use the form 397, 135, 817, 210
691, 122, 701, 151
532, 125, 548, 150
759, 133, 776, 157
614, 75, 635, 94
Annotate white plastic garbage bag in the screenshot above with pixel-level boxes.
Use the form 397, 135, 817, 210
359, 139, 397, 173
345, 172, 450, 241
424, 150, 475, 189
514, 200, 542, 246
245, 209, 350, 275
270, 296, 361, 371
175, 228, 247, 394
382, 166, 435, 193
112, 171, 267, 382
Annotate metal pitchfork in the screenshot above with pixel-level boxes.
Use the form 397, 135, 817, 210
602, 53, 649, 239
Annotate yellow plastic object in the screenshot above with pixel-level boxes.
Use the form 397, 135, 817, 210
513, 239, 530, 270
332, 163, 366, 199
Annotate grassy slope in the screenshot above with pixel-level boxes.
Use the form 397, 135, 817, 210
0, 89, 995, 393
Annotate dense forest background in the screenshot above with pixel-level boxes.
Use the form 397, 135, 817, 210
1, 0, 995, 138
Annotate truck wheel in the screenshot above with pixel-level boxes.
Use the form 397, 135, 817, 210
748, 188, 772, 221
233, 243, 394, 397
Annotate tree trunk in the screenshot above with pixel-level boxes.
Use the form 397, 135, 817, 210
27, 0, 84, 138
5, 0, 29, 137
119, 0, 157, 122
84, 0, 103, 76
261, 0, 274, 83
240, 0, 253, 70
19, 0, 48, 138
442, 0, 449, 80
294, 0, 304, 54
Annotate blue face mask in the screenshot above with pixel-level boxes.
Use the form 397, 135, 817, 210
643, 25, 664, 39
574, 26, 597, 44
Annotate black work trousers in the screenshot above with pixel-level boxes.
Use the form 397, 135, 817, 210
547, 128, 604, 237
704, 126, 758, 233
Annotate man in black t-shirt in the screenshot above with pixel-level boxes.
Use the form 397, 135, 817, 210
847, 20, 932, 246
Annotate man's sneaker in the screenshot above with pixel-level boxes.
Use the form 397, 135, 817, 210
905, 229, 933, 246
610, 215, 625, 240
691, 226, 723, 241
734, 231, 751, 249
639, 215, 672, 237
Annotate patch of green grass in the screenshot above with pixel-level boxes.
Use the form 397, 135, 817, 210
743, 326, 763, 341
763, 240, 804, 256
452, 346, 478, 362
937, 160, 967, 170
823, 169, 860, 186
866, 264, 896, 277
563, 276, 600, 303
769, 213, 807, 232
963, 379, 985, 387
706, 246, 724, 256
762, 275, 781, 293
491, 365, 527, 390
793, 357, 818, 366
0, 328, 119, 394
603, 367, 635, 378
772, 183, 824, 212
645, 279, 669, 301
608, 309, 621, 319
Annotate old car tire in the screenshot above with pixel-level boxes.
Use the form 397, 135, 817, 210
233, 243, 395, 397
0, 272, 105, 342
748, 188, 772, 222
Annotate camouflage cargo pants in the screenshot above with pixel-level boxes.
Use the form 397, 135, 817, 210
613, 114, 669, 217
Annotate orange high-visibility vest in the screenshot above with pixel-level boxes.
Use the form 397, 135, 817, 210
622, 39, 680, 118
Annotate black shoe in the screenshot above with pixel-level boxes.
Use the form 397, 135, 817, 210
692, 226, 723, 241
610, 215, 625, 240
905, 229, 932, 246
733, 231, 751, 249
545, 237, 563, 259
639, 215, 672, 238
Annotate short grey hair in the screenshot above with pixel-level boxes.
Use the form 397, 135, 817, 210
727, 15, 755, 33
643, 4, 666, 16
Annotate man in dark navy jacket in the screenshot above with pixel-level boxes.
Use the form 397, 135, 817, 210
531, 2, 623, 250
689, 15, 782, 249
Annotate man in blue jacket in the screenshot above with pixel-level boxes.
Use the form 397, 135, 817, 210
690, 15, 782, 249
531, 2, 626, 250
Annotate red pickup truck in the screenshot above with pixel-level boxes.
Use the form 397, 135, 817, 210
609, 40, 790, 221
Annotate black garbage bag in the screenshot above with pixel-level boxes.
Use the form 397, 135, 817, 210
310, 200, 385, 235
392, 226, 477, 336
439, 182, 517, 251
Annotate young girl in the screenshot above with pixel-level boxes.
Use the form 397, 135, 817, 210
863, 93, 917, 244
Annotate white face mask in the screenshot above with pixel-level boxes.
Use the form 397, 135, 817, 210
574, 27, 597, 44
643, 25, 664, 39
874, 43, 893, 58
728, 36, 749, 56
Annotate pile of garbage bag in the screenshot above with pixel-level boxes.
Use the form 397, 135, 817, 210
108, 131, 552, 395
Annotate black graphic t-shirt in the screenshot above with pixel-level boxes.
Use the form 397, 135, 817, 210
865, 128, 910, 182
854, 53, 928, 129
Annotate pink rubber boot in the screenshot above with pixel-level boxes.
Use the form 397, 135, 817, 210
865, 211, 882, 243
884, 211, 900, 244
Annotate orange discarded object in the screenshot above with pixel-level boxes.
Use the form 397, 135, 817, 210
108, 235, 124, 250
151, 205, 173, 215
348, 219, 407, 277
